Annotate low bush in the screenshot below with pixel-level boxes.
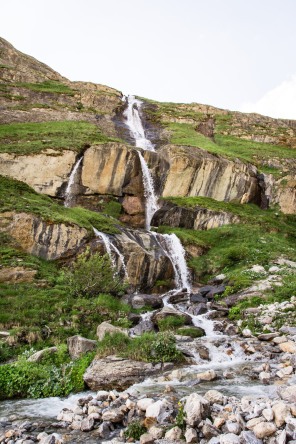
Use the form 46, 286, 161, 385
0, 345, 94, 400
124, 420, 147, 440
157, 315, 184, 331
177, 327, 204, 338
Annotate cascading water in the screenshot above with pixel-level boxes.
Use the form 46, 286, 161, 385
93, 228, 128, 278
124, 96, 155, 151
64, 156, 83, 207
162, 233, 191, 291
138, 152, 159, 230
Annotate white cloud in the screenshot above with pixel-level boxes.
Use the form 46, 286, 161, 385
240, 75, 296, 120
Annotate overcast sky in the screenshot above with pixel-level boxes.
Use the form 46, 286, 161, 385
1, 0, 296, 119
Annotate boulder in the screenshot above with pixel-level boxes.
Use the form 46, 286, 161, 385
124, 294, 163, 309
140, 433, 155, 444
188, 303, 208, 316
220, 433, 241, 444
133, 320, 155, 336
165, 426, 182, 440
137, 398, 155, 411
146, 399, 174, 423
279, 385, 296, 403
205, 389, 223, 404
185, 427, 198, 443
28, 347, 57, 363
83, 355, 160, 391
152, 306, 192, 325
0, 267, 37, 284
272, 402, 291, 427
190, 293, 207, 304
183, 393, 210, 426
96, 322, 129, 341
252, 422, 276, 439
279, 341, 296, 353
67, 335, 97, 360
102, 409, 124, 423
239, 431, 262, 444
195, 369, 217, 381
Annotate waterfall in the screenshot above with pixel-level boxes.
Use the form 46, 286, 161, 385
93, 228, 128, 278
124, 96, 155, 151
138, 152, 159, 230
64, 157, 83, 207
162, 233, 191, 291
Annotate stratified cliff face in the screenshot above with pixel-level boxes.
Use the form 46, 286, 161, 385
0, 37, 296, 291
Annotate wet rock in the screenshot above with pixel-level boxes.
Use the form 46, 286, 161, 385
168, 291, 189, 304
195, 344, 210, 360
252, 422, 277, 439
96, 390, 110, 401
195, 369, 217, 381
224, 324, 239, 335
83, 355, 160, 391
190, 293, 207, 304
184, 393, 210, 426
97, 422, 111, 439
165, 426, 182, 440
67, 335, 97, 360
27, 347, 57, 363
128, 312, 142, 325
259, 372, 271, 383
96, 321, 129, 341
205, 390, 223, 405
188, 303, 208, 316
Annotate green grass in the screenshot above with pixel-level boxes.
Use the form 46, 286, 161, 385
166, 122, 296, 175
157, 206, 296, 282
0, 121, 114, 155
0, 175, 120, 234
4, 80, 78, 96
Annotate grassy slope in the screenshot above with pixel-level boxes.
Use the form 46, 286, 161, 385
0, 121, 119, 155
0, 175, 120, 234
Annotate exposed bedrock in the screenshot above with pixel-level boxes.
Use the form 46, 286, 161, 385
0, 211, 89, 260
151, 200, 240, 230
159, 145, 260, 204
112, 227, 175, 292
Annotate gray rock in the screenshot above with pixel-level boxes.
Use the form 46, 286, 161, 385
67, 335, 97, 360
240, 430, 263, 444
80, 417, 94, 431
134, 320, 155, 336
145, 399, 174, 423
184, 393, 210, 426
97, 422, 111, 439
152, 306, 192, 325
188, 303, 208, 316
27, 347, 57, 363
124, 294, 163, 309
190, 293, 207, 304
96, 322, 128, 341
220, 433, 241, 444
257, 333, 278, 341
102, 409, 124, 423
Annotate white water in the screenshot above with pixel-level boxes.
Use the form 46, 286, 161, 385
93, 228, 128, 278
138, 152, 159, 229
64, 157, 83, 207
162, 233, 191, 291
124, 96, 155, 151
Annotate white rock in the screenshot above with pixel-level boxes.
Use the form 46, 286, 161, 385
102, 409, 124, 423
269, 266, 280, 273
280, 341, 296, 353
242, 329, 252, 338
125, 399, 135, 409
165, 426, 182, 440
140, 433, 155, 444
273, 336, 288, 344
259, 372, 271, 383
195, 369, 217, 381
149, 426, 163, 439
185, 427, 198, 443
137, 398, 154, 411
272, 402, 291, 427
184, 393, 210, 426
96, 390, 109, 401
253, 422, 276, 439
251, 265, 266, 273
280, 385, 296, 403
220, 433, 241, 444
262, 408, 274, 421
145, 399, 173, 423
276, 366, 293, 378
224, 421, 240, 435
37, 433, 48, 441
205, 390, 223, 405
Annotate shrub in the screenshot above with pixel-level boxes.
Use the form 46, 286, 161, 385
64, 248, 125, 298
124, 420, 147, 440
0, 346, 95, 400
158, 316, 185, 331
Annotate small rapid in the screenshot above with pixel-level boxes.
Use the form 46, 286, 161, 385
93, 228, 128, 278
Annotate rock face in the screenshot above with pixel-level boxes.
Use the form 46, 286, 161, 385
0, 150, 76, 197
0, 212, 89, 260
83, 355, 160, 390
81, 144, 140, 196
160, 145, 259, 204
152, 201, 240, 230
112, 228, 175, 291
